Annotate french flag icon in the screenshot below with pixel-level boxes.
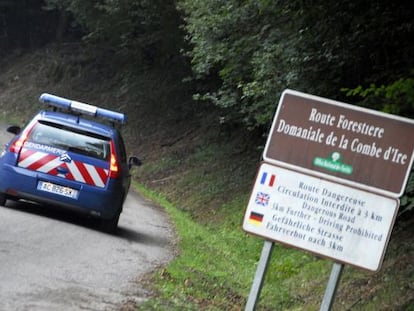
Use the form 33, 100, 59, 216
260, 172, 276, 187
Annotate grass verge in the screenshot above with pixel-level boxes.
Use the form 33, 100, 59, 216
133, 182, 333, 310
132, 137, 413, 310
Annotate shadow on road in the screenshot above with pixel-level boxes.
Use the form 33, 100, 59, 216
117, 226, 171, 246
2, 199, 166, 246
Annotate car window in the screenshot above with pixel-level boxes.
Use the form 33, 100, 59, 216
27, 121, 111, 161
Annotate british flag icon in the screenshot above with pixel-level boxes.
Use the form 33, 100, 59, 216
255, 192, 270, 207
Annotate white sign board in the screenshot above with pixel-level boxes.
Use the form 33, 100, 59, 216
243, 162, 399, 271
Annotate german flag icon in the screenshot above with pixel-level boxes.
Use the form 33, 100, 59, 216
248, 211, 264, 226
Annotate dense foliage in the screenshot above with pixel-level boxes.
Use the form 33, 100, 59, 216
44, 0, 180, 66
0, 0, 59, 52
178, 0, 414, 128
3, 1, 412, 127
175, 0, 414, 215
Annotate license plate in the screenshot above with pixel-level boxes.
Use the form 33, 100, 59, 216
37, 181, 78, 199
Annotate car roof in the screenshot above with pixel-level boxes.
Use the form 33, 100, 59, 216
35, 110, 117, 138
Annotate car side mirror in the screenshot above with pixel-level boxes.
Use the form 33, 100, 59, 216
7, 125, 21, 135
128, 156, 142, 169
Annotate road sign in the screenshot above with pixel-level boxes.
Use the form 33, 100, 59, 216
263, 89, 414, 197
243, 162, 399, 271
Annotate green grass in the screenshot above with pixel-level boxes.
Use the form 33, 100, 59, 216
133, 137, 414, 310
134, 182, 332, 310
132, 139, 339, 310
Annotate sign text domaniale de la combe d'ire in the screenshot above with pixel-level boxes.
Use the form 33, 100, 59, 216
263, 90, 414, 197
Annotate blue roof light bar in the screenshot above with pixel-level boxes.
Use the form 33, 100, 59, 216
39, 93, 126, 124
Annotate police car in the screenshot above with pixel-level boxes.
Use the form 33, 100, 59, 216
0, 93, 141, 232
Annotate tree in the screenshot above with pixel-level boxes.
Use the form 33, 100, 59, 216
0, 0, 58, 53
178, 0, 414, 129
45, 0, 181, 65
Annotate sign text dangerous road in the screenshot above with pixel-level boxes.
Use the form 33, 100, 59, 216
243, 163, 398, 271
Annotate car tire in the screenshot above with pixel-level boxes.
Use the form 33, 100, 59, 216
0, 192, 6, 206
99, 213, 120, 234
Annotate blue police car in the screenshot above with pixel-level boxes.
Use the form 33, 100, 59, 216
0, 93, 141, 232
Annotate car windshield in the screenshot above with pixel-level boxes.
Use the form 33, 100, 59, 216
27, 121, 110, 161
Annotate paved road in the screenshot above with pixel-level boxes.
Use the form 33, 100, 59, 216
0, 123, 175, 310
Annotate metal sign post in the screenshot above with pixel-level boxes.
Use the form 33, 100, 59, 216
245, 240, 274, 311
320, 263, 344, 311
246, 254, 344, 311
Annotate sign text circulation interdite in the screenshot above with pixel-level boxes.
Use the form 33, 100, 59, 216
243, 163, 398, 271
264, 89, 414, 197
